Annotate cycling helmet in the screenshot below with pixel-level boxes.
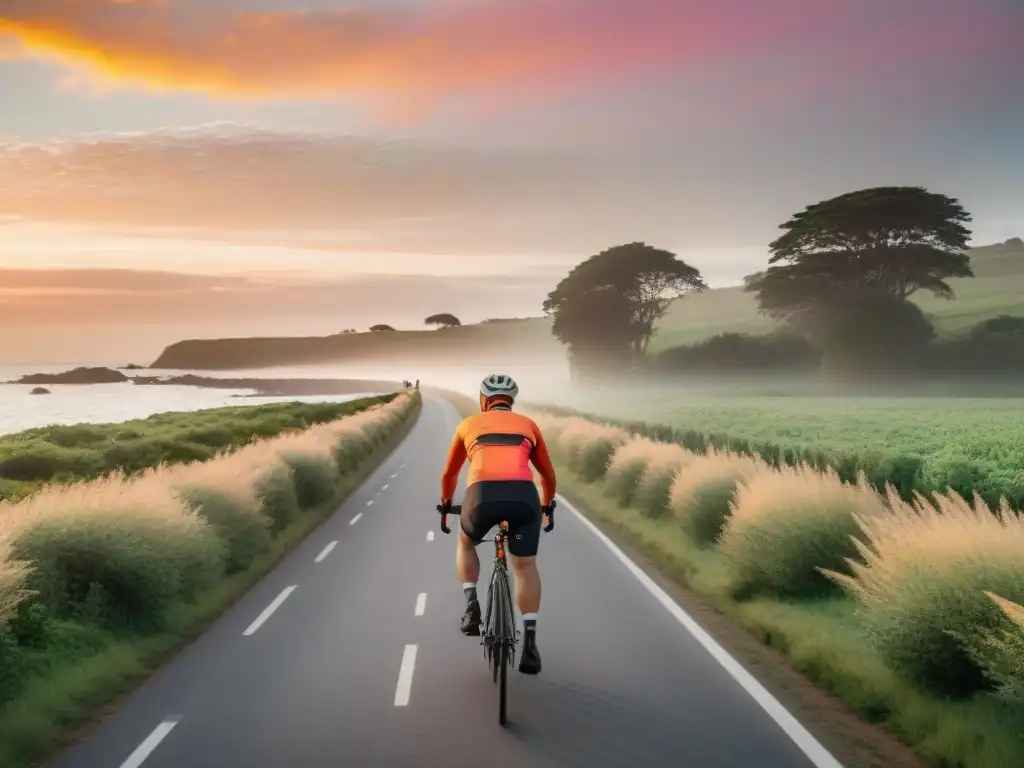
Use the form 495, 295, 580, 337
480, 373, 519, 402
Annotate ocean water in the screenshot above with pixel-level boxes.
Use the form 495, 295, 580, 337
0, 364, 380, 436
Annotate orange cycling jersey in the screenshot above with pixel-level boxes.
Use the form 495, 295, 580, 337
440, 408, 557, 506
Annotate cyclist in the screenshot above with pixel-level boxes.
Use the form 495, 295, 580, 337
439, 373, 556, 675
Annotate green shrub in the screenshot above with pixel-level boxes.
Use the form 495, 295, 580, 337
332, 435, 370, 476
13, 513, 223, 630
823, 490, 1024, 697
0, 444, 103, 482
670, 451, 767, 547
32, 425, 109, 449
575, 437, 623, 482
254, 466, 300, 531
965, 592, 1024, 705
178, 485, 271, 573
719, 466, 882, 600
634, 465, 677, 519
283, 454, 338, 509
605, 455, 648, 507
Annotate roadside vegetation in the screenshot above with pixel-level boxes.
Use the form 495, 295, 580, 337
0, 391, 420, 767
521, 406, 1024, 768
532, 398, 1024, 514
0, 398, 397, 503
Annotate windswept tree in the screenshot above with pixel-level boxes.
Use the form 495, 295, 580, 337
369, 324, 396, 332
551, 287, 637, 377
424, 313, 461, 329
745, 186, 974, 328
544, 242, 706, 355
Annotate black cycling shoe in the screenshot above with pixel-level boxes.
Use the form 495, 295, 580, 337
460, 600, 481, 636
518, 634, 542, 675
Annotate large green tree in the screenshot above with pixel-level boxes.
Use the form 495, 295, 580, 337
745, 186, 974, 327
544, 242, 706, 354
552, 287, 638, 379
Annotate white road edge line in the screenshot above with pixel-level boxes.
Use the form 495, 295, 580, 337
426, 530, 435, 541
557, 495, 846, 768
394, 644, 418, 706
414, 592, 427, 616
349, 513, 363, 525
242, 586, 296, 637
118, 718, 180, 768
314, 541, 338, 563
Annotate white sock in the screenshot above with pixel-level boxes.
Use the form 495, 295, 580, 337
522, 612, 538, 626
462, 582, 476, 590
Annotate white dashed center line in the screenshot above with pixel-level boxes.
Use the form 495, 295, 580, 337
381, 483, 389, 491
426, 530, 435, 542
349, 513, 363, 525
414, 592, 427, 616
394, 644, 418, 706
366, 499, 374, 506
390, 473, 398, 479
314, 541, 337, 563
242, 586, 296, 636
118, 718, 180, 768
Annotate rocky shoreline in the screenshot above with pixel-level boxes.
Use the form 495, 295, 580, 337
8, 367, 405, 396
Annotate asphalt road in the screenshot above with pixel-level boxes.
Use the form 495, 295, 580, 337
53, 396, 845, 768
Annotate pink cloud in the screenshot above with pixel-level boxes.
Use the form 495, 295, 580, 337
0, 0, 873, 115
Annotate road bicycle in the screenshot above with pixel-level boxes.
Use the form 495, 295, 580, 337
437, 499, 555, 726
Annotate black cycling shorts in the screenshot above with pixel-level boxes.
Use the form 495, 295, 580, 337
460, 480, 542, 557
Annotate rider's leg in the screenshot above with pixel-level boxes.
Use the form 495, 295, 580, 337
457, 519, 483, 636
457, 527, 481, 595
508, 554, 541, 615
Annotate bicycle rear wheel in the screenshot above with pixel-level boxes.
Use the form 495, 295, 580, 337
498, 644, 508, 725
490, 566, 514, 726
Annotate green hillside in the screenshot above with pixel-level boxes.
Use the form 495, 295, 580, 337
152, 238, 1024, 369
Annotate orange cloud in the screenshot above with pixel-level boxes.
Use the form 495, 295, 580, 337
0, 33, 23, 60
0, 0, 848, 110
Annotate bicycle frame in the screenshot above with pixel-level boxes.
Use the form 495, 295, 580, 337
481, 522, 518, 670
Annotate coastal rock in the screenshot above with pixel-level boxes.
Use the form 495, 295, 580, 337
16, 367, 129, 385
29, 386, 50, 395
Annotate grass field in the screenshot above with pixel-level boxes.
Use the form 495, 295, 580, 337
567, 391, 1024, 460
0, 392, 420, 767
0, 397, 397, 503
539, 388, 1024, 512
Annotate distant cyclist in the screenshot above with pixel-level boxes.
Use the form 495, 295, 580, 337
439, 374, 556, 675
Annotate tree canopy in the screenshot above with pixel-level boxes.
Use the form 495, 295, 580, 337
424, 313, 461, 329
369, 324, 395, 332
544, 242, 706, 354
745, 186, 974, 326
551, 286, 636, 350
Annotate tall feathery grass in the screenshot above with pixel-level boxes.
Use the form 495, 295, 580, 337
0, 540, 31, 631
633, 443, 695, 518
969, 592, 1024, 704
0, 392, 414, 633
719, 465, 885, 600
3, 470, 226, 630
604, 438, 658, 507
555, 418, 631, 482
822, 489, 1024, 696
669, 448, 770, 546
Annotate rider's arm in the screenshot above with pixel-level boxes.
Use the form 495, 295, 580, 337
530, 426, 557, 507
440, 419, 468, 502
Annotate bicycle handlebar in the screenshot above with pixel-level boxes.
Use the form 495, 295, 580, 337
437, 499, 555, 535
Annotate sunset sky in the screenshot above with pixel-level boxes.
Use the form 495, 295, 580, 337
0, 0, 1022, 363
